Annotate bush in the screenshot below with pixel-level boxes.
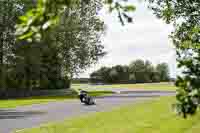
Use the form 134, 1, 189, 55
40, 77, 50, 89
46, 77, 70, 89
0, 74, 71, 99
55, 78, 70, 89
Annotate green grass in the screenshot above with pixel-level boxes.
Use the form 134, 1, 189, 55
0, 91, 114, 109
72, 82, 177, 91
0, 95, 75, 109
16, 97, 200, 133
87, 91, 114, 97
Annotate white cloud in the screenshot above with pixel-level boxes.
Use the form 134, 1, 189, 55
78, 1, 177, 78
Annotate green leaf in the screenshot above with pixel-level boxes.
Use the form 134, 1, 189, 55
123, 5, 136, 12
19, 16, 28, 22
107, 0, 113, 4
19, 31, 34, 40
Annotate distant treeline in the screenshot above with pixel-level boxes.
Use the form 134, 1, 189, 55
90, 59, 170, 84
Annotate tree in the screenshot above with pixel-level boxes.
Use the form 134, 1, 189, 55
0, 0, 30, 89
90, 65, 130, 84
109, 65, 130, 83
129, 59, 148, 83
121, 65, 130, 82
156, 63, 170, 82
109, 68, 119, 83
144, 60, 155, 82
0, 0, 105, 97
128, 59, 170, 83
148, 0, 200, 117
97, 67, 112, 83
129, 73, 136, 83
46, 0, 106, 78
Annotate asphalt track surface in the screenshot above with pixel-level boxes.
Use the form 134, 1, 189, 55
0, 90, 175, 133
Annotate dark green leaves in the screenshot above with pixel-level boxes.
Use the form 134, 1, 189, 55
148, 0, 200, 118
106, 0, 113, 4
106, 1, 136, 25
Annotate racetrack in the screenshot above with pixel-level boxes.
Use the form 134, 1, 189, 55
0, 90, 175, 133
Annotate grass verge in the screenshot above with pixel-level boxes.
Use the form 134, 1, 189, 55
0, 91, 114, 109
16, 97, 200, 133
72, 82, 177, 91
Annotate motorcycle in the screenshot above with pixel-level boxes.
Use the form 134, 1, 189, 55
79, 90, 96, 105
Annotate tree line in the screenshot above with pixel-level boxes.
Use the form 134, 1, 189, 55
90, 59, 170, 84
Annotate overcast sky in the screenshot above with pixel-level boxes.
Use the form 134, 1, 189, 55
79, 1, 178, 78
